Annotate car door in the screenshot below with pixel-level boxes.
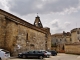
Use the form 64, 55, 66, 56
32, 51, 37, 58
31, 51, 39, 58
27, 51, 34, 58
0, 50, 5, 60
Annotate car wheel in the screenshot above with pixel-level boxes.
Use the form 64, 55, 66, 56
39, 56, 43, 59
22, 55, 26, 59
55, 54, 57, 55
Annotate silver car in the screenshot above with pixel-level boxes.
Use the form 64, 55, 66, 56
39, 50, 51, 58
0, 49, 10, 60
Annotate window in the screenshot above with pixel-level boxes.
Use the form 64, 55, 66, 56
78, 37, 80, 40
70, 38, 72, 41
35, 23, 37, 25
56, 39, 58, 42
45, 34, 47, 37
77, 31, 79, 34
62, 45, 64, 50
39, 22, 40, 23
60, 39, 61, 41
26, 33, 28, 40
33, 51, 35, 53
65, 39, 67, 42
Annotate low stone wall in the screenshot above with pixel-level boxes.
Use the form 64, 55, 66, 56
65, 43, 80, 54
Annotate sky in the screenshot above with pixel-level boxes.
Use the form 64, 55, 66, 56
0, 0, 80, 34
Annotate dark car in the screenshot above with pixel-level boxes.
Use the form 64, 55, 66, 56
18, 50, 47, 59
49, 50, 57, 56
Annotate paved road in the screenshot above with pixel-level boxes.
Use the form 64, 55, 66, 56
9, 53, 80, 60
9, 58, 42, 60
44, 53, 80, 60
9, 57, 43, 60
9, 59, 41, 60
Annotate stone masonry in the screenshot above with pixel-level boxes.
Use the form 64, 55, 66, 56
65, 43, 80, 54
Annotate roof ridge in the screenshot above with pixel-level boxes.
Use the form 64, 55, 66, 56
0, 9, 47, 34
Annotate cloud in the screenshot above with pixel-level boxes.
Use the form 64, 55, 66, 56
4, 0, 80, 15
50, 19, 59, 28
49, 19, 71, 34
0, 0, 10, 11
48, 19, 63, 33
64, 22, 71, 27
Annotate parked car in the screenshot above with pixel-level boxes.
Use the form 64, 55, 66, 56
0, 49, 10, 60
49, 50, 57, 56
18, 50, 47, 59
39, 50, 51, 58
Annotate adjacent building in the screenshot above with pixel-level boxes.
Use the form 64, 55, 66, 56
71, 28, 80, 43
51, 31, 71, 52
0, 9, 51, 56
65, 28, 80, 54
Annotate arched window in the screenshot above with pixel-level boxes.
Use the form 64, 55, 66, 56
62, 45, 64, 50
26, 33, 28, 40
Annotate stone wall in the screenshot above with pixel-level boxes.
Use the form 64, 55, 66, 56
71, 32, 78, 43
71, 28, 80, 43
0, 14, 46, 56
65, 43, 80, 54
45, 28, 51, 50
0, 14, 6, 48
6, 19, 46, 56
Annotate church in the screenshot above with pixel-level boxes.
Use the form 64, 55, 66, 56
0, 9, 51, 56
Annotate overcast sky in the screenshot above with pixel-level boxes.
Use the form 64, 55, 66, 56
0, 0, 80, 34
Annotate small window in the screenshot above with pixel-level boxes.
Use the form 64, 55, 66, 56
70, 38, 72, 41
39, 22, 40, 23
77, 31, 79, 34
65, 39, 67, 42
56, 39, 58, 42
60, 39, 61, 41
26, 33, 28, 40
62, 45, 64, 50
35, 23, 37, 25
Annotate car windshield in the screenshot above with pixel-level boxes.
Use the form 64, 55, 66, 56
2, 49, 9, 52
40, 50, 47, 53
1, 49, 10, 54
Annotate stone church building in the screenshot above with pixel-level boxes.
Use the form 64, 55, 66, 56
0, 9, 51, 56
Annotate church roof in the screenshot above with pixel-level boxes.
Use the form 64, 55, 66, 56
0, 9, 46, 34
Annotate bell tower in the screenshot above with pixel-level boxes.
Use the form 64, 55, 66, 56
34, 15, 43, 28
